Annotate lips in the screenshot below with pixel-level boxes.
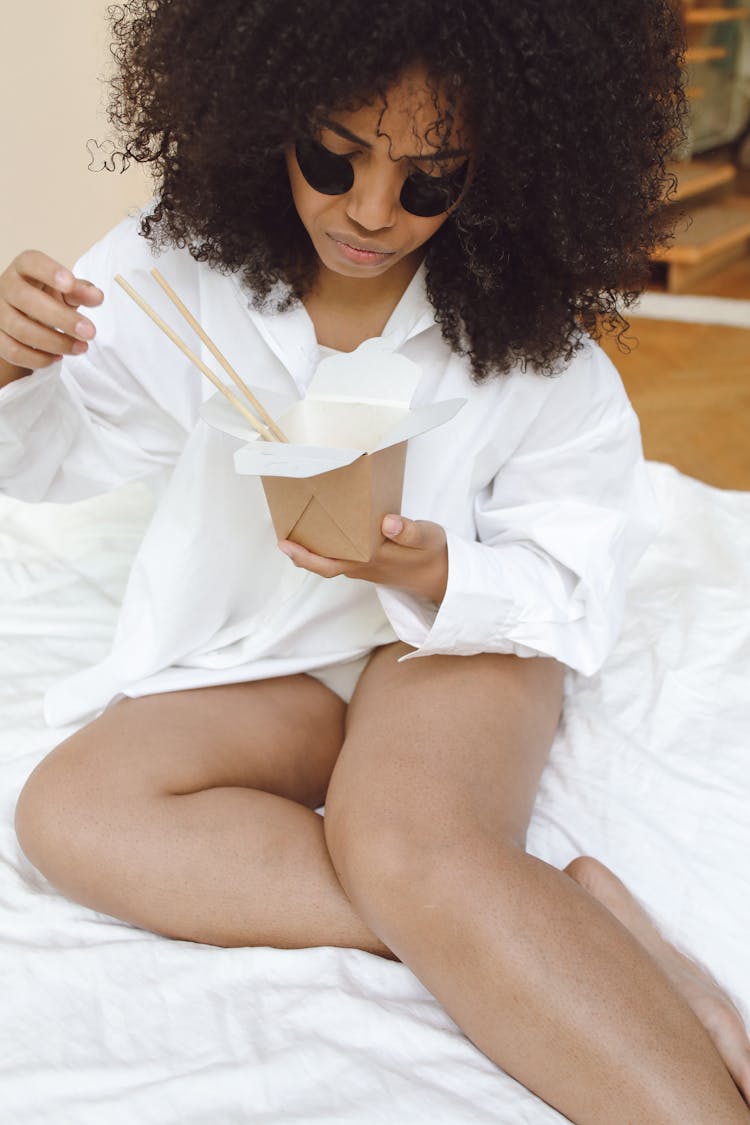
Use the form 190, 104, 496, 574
328, 234, 395, 255
327, 234, 397, 268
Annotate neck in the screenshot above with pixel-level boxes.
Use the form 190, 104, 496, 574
301, 247, 425, 352
310, 247, 423, 314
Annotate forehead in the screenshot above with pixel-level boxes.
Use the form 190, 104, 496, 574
328, 64, 470, 157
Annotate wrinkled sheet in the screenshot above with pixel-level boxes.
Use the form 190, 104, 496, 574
1, 461, 748, 1124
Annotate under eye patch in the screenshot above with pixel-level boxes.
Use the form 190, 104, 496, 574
294, 138, 469, 217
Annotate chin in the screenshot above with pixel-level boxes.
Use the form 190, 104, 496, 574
320, 252, 398, 279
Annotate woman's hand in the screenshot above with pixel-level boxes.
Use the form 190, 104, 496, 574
278, 515, 449, 606
0, 250, 103, 382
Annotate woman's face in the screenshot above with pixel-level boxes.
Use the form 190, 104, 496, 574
285, 63, 472, 281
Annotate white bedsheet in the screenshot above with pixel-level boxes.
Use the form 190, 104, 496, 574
1, 461, 748, 1124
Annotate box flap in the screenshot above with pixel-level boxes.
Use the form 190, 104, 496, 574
200, 351, 466, 477
200, 387, 295, 442
372, 398, 466, 450
277, 399, 406, 452
305, 338, 422, 407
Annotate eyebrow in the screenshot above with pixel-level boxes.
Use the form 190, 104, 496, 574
319, 117, 470, 161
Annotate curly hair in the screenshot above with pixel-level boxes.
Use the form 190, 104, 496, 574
106, 0, 687, 380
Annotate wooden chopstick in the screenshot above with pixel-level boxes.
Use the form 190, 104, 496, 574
114, 274, 277, 443
150, 268, 288, 443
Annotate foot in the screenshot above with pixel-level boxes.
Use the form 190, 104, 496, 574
564, 855, 750, 1107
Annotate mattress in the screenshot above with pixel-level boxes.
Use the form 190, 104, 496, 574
1, 461, 748, 1123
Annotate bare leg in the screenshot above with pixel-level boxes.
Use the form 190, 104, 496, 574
15, 661, 749, 1121
564, 855, 750, 1104
324, 644, 750, 1125
15, 676, 393, 955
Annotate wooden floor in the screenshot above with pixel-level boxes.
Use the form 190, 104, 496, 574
599, 262, 750, 491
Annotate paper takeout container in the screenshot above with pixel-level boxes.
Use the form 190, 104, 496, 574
199, 339, 465, 561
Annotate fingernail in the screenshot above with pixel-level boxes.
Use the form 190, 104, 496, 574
75, 320, 95, 340
278, 542, 294, 558
54, 270, 73, 289
383, 516, 403, 536
72, 341, 88, 355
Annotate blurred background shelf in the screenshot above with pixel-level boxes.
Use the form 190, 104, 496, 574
648, 1, 750, 292
685, 7, 750, 25
686, 45, 730, 60
665, 158, 736, 200
654, 199, 750, 291
621, 3, 750, 491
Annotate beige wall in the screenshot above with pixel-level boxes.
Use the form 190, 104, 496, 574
0, 0, 151, 271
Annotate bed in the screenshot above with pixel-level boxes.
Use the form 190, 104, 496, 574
2, 460, 748, 1124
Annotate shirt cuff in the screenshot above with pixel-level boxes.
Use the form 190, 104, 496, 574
376, 529, 588, 666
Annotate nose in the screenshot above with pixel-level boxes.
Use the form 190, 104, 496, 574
344, 163, 401, 232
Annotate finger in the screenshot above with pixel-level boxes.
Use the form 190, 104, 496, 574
4, 279, 97, 345
277, 540, 350, 579
62, 278, 104, 308
381, 514, 438, 550
10, 251, 102, 316
382, 515, 405, 539
0, 305, 89, 359
14, 250, 78, 297
0, 328, 61, 370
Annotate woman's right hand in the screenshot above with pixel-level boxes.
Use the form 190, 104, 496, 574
0, 250, 104, 382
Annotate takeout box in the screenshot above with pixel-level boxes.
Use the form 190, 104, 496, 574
199, 339, 465, 561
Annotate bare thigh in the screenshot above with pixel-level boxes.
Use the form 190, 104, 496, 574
17, 673, 346, 828
333, 641, 564, 841
14, 675, 356, 945
324, 642, 565, 903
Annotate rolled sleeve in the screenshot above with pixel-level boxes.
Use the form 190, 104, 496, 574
377, 341, 660, 675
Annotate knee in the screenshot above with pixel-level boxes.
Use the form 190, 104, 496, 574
324, 786, 501, 931
323, 788, 429, 910
14, 751, 97, 882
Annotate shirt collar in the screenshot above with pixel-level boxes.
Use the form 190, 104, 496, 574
236, 260, 436, 394
380, 261, 436, 348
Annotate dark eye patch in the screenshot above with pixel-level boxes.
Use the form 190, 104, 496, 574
294, 138, 469, 217
294, 137, 354, 195
399, 162, 469, 217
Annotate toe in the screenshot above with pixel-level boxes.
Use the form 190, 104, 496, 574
563, 855, 613, 897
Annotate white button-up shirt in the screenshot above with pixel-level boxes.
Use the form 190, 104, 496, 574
0, 215, 658, 726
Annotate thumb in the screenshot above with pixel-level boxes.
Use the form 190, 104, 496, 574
382, 514, 424, 548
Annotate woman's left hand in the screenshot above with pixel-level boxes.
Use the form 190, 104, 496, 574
277, 515, 448, 605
